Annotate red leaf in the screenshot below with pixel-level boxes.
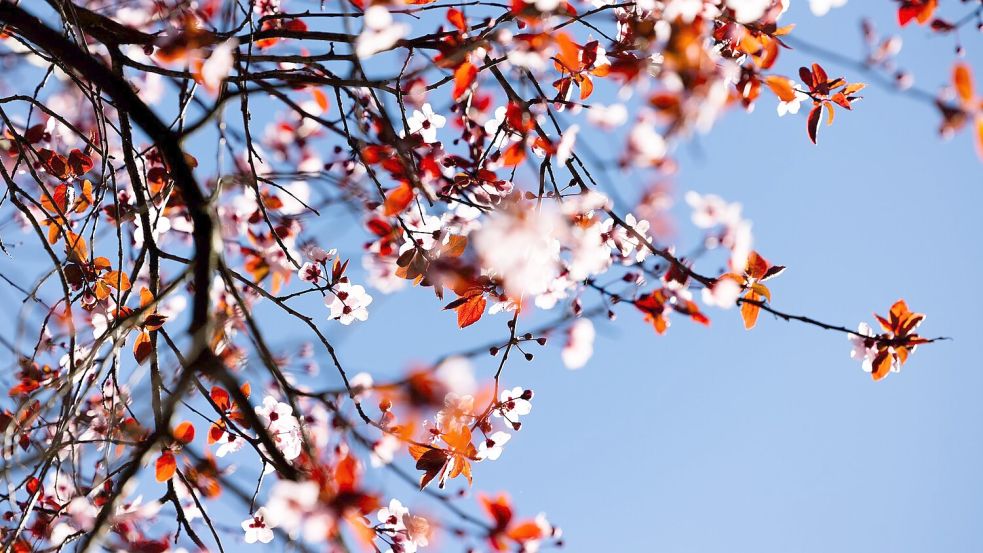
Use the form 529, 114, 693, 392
447, 8, 467, 32
806, 103, 823, 144
210, 386, 231, 411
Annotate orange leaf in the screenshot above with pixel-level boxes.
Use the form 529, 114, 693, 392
508, 520, 545, 542
579, 76, 594, 100
311, 88, 330, 113
554, 33, 582, 72
764, 76, 797, 102
383, 182, 414, 216
334, 452, 359, 493
871, 350, 892, 381
133, 330, 152, 365
64, 232, 88, 263
174, 421, 195, 444
502, 142, 526, 166
453, 62, 477, 100
975, 117, 983, 160
103, 270, 131, 291
740, 294, 761, 330
811, 63, 828, 86
155, 451, 177, 482
208, 422, 226, 445
442, 234, 468, 257
954, 63, 974, 104
41, 184, 70, 214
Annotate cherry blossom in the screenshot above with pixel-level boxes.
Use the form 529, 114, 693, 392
562, 319, 596, 370
256, 396, 304, 461
200, 39, 237, 94
377, 499, 430, 553
377, 499, 408, 530
701, 278, 743, 309
325, 282, 373, 325
264, 480, 321, 538
477, 431, 512, 461
776, 85, 810, 117
685, 192, 743, 230
726, 0, 772, 24
298, 262, 322, 283
242, 508, 276, 544
407, 103, 447, 144
810, 0, 848, 17
495, 387, 533, 423
848, 322, 880, 374
473, 206, 562, 298
356, 6, 408, 59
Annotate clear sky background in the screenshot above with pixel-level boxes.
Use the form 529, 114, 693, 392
0, 1, 980, 551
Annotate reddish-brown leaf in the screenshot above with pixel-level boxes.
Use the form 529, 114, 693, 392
37, 149, 70, 179
67, 149, 93, 176
412, 446, 449, 490
811, 63, 828, 87
806, 103, 823, 144
455, 294, 486, 328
